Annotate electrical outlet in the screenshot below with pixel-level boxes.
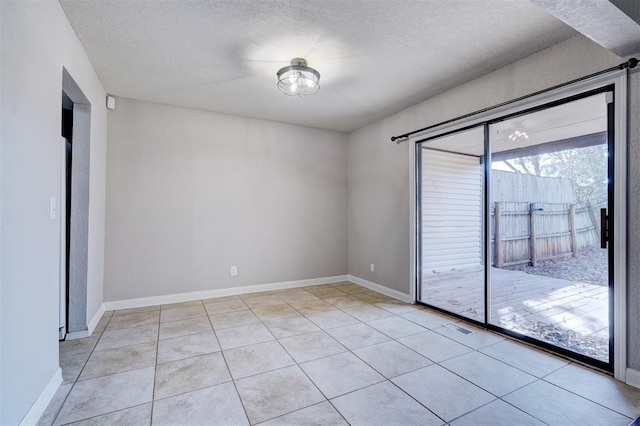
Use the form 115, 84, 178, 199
370, 263, 375, 272
230, 265, 238, 276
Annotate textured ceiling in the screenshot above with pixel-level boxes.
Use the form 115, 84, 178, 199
59, 0, 576, 132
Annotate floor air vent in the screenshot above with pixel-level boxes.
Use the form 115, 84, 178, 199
442, 322, 475, 335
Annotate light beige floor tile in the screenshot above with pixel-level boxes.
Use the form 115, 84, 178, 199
375, 301, 422, 315
152, 382, 248, 426
159, 305, 206, 323
158, 316, 212, 340
305, 287, 348, 299
37, 383, 72, 426
243, 294, 286, 308
544, 363, 640, 418
433, 323, 504, 349
259, 401, 346, 425
397, 330, 472, 362
216, 322, 275, 350
92, 313, 114, 333
160, 300, 203, 310
80, 342, 157, 381
290, 299, 337, 315
55, 367, 154, 425
323, 296, 370, 309
341, 304, 395, 322
504, 380, 631, 425
331, 381, 443, 426
479, 339, 569, 377
263, 316, 320, 339
392, 364, 495, 422
106, 311, 159, 331
330, 282, 369, 294
95, 324, 158, 351
252, 304, 300, 321
202, 294, 244, 304
157, 331, 220, 364
112, 305, 160, 316
306, 310, 360, 330
277, 291, 320, 303
60, 335, 100, 357
451, 400, 544, 426
210, 309, 259, 330
300, 352, 384, 398
440, 351, 536, 396
236, 365, 325, 424
67, 404, 152, 426
402, 309, 450, 329
354, 291, 393, 304
224, 340, 295, 379
204, 298, 248, 315
366, 316, 425, 339
60, 352, 90, 384
279, 331, 347, 363
353, 340, 432, 378
326, 323, 391, 350
154, 352, 231, 400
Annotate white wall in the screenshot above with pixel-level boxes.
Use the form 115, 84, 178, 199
104, 99, 347, 302
0, 1, 107, 424
347, 35, 621, 295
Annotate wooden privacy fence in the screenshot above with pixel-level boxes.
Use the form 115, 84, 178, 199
491, 201, 600, 267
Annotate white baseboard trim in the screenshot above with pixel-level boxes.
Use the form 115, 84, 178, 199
64, 304, 106, 341
626, 368, 640, 389
20, 367, 62, 426
103, 275, 349, 311
347, 275, 412, 303
87, 303, 106, 336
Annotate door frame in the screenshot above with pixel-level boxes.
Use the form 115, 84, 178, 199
409, 70, 627, 380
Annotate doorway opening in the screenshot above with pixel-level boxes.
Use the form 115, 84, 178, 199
417, 88, 618, 371
60, 92, 73, 340
61, 68, 91, 340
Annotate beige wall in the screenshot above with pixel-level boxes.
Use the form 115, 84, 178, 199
0, 1, 107, 423
104, 99, 348, 301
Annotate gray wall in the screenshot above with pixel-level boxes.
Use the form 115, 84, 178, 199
347, 34, 640, 369
347, 36, 620, 293
104, 99, 348, 301
0, 1, 107, 424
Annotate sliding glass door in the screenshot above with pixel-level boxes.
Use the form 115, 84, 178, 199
417, 89, 613, 369
417, 127, 485, 322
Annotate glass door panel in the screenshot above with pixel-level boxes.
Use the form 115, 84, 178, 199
488, 92, 611, 363
418, 126, 485, 321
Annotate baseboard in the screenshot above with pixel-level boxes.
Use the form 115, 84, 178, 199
103, 275, 349, 311
65, 330, 89, 340
20, 367, 62, 426
347, 275, 412, 303
626, 368, 640, 389
87, 303, 106, 336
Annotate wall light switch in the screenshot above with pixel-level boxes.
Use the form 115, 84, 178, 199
50, 197, 57, 220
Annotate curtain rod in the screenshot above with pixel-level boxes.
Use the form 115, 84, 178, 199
390, 57, 639, 143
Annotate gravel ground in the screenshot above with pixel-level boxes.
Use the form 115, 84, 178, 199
503, 245, 608, 287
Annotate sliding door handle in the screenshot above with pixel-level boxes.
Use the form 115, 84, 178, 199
601, 208, 608, 249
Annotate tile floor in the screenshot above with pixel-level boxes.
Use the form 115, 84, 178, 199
40, 282, 640, 425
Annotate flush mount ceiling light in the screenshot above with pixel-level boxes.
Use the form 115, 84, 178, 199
276, 58, 320, 97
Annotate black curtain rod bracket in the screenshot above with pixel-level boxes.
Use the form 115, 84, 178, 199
390, 57, 639, 143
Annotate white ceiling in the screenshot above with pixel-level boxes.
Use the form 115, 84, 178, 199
59, 0, 577, 132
